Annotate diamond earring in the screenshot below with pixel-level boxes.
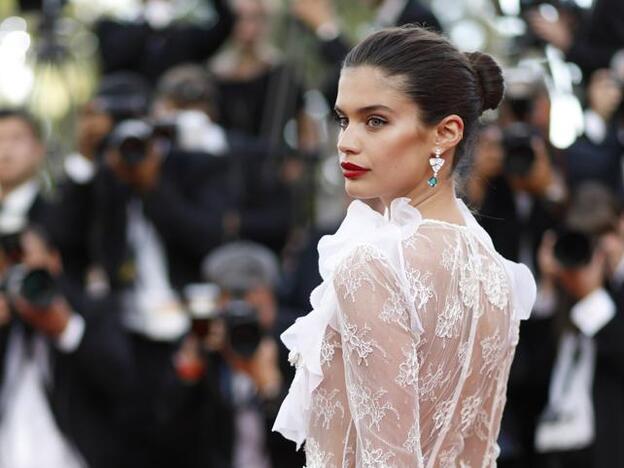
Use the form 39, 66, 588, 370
428, 146, 445, 188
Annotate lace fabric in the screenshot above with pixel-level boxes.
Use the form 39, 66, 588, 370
273, 198, 536, 467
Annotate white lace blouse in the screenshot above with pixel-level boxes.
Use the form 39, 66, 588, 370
273, 198, 536, 468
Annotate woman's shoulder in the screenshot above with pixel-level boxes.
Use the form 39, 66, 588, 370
402, 219, 506, 273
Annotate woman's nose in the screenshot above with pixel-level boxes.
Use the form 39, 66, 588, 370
337, 126, 360, 156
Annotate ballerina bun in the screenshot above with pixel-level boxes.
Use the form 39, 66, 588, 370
464, 51, 504, 112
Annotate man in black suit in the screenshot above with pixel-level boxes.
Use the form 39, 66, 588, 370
56, 117, 236, 467
0, 110, 133, 468
152, 64, 296, 255
533, 184, 624, 468
96, 0, 235, 83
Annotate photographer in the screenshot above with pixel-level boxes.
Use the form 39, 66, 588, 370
55, 108, 235, 466
0, 226, 133, 468
160, 241, 304, 468
58, 73, 154, 288
467, 70, 567, 269
534, 183, 624, 468
152, 64, 296, 255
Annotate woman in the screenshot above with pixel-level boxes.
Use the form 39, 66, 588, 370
273, 26, 536, 467
210, 0, 314, 150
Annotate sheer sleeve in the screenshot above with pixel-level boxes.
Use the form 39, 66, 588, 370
332, 224, 518, 467
307, 326, 356, 467
333, 244, 424, 466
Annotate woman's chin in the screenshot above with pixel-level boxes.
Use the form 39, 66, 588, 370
344, 181, 377, 200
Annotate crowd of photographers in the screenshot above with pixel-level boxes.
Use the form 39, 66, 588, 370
0, 0, 623, 467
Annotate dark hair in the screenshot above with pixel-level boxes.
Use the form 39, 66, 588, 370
343, 25, 504, 169
0, 109, 42, 141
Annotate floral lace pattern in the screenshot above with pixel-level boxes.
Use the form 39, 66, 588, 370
334, 245, 385, 303
305, 438, 336, 468
380, 290, 411, 332
320, 328, 341, 367
301, 219, 527, 467
312, 388, 346, 430
361, 439, 396, 468
342, 320, 386, 366
348, 380, 400, 432
395, 342, 419, 390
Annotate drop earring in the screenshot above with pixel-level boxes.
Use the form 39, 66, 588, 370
428, 146, 445, 188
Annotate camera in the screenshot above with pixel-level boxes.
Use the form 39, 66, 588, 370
109, 119, 177, 165
0, 229, 58, 310
502, 123, 537, 177
553, 229, 594, 269
184, 284, 262, 359
221, 300, 262, 359
0, 265, 57, 309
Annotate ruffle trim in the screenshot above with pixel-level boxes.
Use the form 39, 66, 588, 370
272, 198, 536, 448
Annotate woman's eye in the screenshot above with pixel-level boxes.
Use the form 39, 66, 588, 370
334, 114, 348, 129
367, 117, 386, 128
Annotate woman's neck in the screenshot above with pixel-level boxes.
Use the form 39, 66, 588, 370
388, 180, 465, 225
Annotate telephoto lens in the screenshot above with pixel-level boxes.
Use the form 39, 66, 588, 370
222, 300, 262, 359
1, 266, 57, 310
553, 229, 594, 269
109, 119, 153, 165
20, 268, 57, 309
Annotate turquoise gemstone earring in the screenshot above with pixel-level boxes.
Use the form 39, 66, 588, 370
428, 146, 444, 188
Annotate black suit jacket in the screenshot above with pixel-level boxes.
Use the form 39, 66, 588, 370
96, 0, 234, 82
592, 283, 624, 468
0, 279, 134, 468
563, 122, 624, 201
54, 150, 231, 290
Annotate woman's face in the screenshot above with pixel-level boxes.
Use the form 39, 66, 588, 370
233, 0, 269, 47
334, 66, 436, 205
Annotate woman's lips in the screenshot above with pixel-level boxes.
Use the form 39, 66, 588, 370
340, 161, 370, 179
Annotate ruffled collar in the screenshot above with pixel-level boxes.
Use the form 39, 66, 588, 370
318, 197, 422, 281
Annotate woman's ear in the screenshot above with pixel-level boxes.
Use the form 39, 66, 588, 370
434, 114, 464, 153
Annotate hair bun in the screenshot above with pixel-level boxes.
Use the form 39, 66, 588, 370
464, 51, 504, 112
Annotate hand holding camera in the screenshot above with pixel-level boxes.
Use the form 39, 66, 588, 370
105, 120, 174, 193
542, 228, 607, 301
13, 295, 73, 339
0, 228, 74, 338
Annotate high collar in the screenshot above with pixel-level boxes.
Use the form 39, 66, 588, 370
0, 179, 40, 233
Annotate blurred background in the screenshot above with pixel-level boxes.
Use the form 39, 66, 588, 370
0, 0, 622, 467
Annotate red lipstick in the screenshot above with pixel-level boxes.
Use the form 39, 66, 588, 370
340, 161, 370, 179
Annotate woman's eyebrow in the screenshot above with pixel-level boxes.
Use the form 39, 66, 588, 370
334, 104, 394, 115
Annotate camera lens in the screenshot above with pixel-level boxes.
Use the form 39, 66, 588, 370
502, 123, 536, 177
20, 268, 57, 309
119, 136, 148, 165
223, 300, 261, 358
553, 230, 593, 269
